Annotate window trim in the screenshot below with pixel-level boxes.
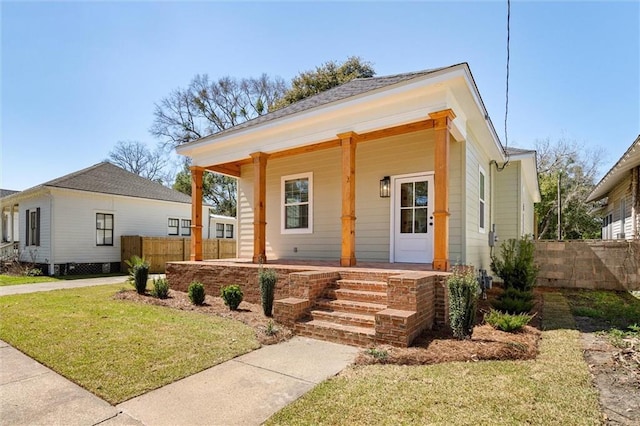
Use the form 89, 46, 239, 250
26, 208, 41, 246
181, 219, 191, 236
478, 165, 486, 233
225, 223, 234, 239
215, 223, 225, 239
96, 213, 114, 247
168, 218, 179, 236
281, 172, 313, 235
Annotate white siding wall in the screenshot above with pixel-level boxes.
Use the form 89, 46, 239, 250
18, 193, 52, 264
463, 131, 492, 270
494, 162, 520, 241
49, 188, 209, 264
603, 175, 633, 239
237, 130, 465, 262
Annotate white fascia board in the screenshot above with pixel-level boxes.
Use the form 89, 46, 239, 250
587, 138, 640, 202
510, 153, 541, 203
180, 67, 476, 166
0, 187, 49, 206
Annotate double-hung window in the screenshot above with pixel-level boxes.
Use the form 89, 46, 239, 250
168, 218, 179, 235
479, 166, 486, 232
181, 219, 191, 236
216, 223, 225, 239
225, 224, 234, 239
25, 208, 41, 246
96, 213, 114, 246
281, 172, 313, 234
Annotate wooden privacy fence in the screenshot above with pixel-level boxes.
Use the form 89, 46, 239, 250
121, 236, 236, 273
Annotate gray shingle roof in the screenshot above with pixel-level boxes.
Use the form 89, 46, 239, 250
0, 189, 18, 198
40, 162, 192, 204
182, 64, 461, 145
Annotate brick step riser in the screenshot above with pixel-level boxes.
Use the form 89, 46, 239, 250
338, 272, 395, 282
294, 323, 375, 348
323, 289, 387, 304
310, 311, 375, 328
332, 281, 388, 292
315, 300, 385, 315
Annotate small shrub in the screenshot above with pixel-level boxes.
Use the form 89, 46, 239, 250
259, 268, 278, 317
221, 285, 243, 310
484, 309, 533, 332
264, 320, 278, 336
151, 277, 170, 299
500, 287, 534, 303
24, 267, 42, 277
491, 296, 534, 314
490, 236, 538, 292
448, 266, 480, 339
188, 281, 206, 305
365, 348, 389, 361
125, 256, 149, 295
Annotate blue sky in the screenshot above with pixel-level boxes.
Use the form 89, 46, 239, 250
2, 1, 638, 191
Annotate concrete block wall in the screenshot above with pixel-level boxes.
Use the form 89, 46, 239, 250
534, 240, 640, 290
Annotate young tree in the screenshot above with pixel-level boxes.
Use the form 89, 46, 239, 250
534, 137, 604, 239
108, 140, 173, 184
272, 56, 375, 110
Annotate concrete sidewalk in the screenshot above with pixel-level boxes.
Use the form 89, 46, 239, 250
0, 275, 165, 297
0, 337, 359, 426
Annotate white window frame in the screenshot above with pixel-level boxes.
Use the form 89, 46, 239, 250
479, 165, 486, 233
281, 172, 313, 234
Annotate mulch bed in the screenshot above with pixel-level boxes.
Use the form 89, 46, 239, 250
114, 289, 293, 345
115, 286, 542, 365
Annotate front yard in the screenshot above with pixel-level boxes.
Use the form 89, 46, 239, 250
0, 283, 260, 403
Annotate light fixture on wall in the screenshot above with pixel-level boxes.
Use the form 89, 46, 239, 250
379, 176, 390, 198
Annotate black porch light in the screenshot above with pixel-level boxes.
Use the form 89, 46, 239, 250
379, 176, 391, 198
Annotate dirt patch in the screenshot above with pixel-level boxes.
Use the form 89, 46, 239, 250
114, 289, 293, 345
577, 317, 640, 425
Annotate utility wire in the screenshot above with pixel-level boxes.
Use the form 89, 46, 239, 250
495, 0, 511, 172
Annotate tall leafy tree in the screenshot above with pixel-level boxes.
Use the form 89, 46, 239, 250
272, 56, 375, 110
173, 160, 237, 217
534, 137, 604, 240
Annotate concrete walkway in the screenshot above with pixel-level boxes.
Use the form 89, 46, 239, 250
1, 325, 357, 426
0, 275, 166, 297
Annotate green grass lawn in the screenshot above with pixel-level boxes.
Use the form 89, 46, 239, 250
0, 274, 61, 286
266, 292, 602, 425
561, 288, 640, 328
0, 284, 260, 403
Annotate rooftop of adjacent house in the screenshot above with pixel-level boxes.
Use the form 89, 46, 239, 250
587, 134, 640, 202
0, 189, 19, 198
179, 63, 463, 147
1, 162, 193, 204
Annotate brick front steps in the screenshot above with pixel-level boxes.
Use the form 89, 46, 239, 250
294, 279, 387, 346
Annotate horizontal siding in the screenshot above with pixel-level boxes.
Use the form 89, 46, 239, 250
18, 194, 52, 264
494, 162, 520, 241
237, 129, 465, 262
50, 189, 211, 264
603, 175, 632, 239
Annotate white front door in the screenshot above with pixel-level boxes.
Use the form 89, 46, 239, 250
392, 174, 434, 263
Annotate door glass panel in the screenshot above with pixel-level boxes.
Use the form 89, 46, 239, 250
415, 181, 428, 206
400, 209, 413, 233
400, 183, 413, 207
415, 208, 428, 233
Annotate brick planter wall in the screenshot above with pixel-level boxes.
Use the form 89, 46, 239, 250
534, 240, 640, 290
165, 261, 315, 304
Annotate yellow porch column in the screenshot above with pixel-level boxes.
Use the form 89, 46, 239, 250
339, 132, 357, 267
190, 166, 204, 261
429, 109, 456, 271
250, 152, 268, 263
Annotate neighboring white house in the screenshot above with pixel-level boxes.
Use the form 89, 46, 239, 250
587, 134, 640, 240
0, 162, 234, 275
176, 63, 540, 271
208, 214, 236, 240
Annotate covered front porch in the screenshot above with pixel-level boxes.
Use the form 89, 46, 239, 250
185, 109, 460, 272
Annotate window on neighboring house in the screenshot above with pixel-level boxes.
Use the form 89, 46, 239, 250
168, 218, 179, 235
479, 167, 486, 232
282, 172, 313, 234
25, 208, 41, 246
225, 223, 234, 239
96, 213, 113, 246
603, 213, 613, 240
216, 223, 225, 238
181, 219, 191, 236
